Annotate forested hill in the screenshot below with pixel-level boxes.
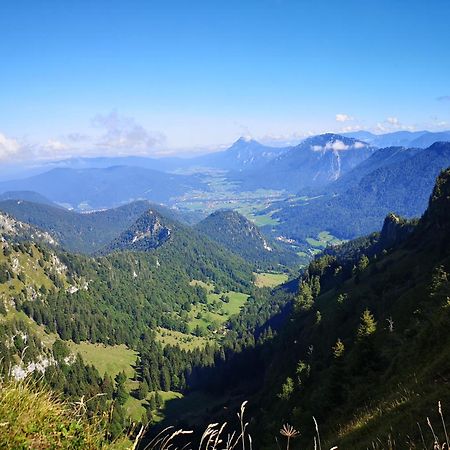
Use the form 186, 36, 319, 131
103, 208, 253, 291
195, 209, 299, 268
0, 199, 194, 254
239, 168, 450, 448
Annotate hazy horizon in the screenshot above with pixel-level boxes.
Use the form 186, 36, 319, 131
1, 0, 450, 161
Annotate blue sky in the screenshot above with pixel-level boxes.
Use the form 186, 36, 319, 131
1, 0, 450, 158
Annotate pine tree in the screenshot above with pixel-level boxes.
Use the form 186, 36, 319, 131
357, 309, 377, 339
332, 338, 345, 358
155, 390, 163, 408
357, 255, 370, 273
137, 380, 149, 400
149, 392, 157, 411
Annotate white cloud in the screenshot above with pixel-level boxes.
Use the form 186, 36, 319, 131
376, 117, 415, 132
0, 133, 21, 160
340, 124, 363, 133
92, 111, 165, 154
312, 139, 366, 152
335, 113, 354, 122
325, 140, 349, 151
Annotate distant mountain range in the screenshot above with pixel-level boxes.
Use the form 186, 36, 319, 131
1, 130, 449, 249
343, 130, 450, 148
234, 134, 377, 191
189, 137, 290, 172
266, 141, 450, 241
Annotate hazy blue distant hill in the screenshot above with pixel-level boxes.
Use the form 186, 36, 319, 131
39, 154, 187, 172
0, 190, 59, 207
409, 131, 450, 148
343, 129, 450, 148
191, 137, 290, 171
0, 166, 206, 210
236, 133, 376, 192
343, 130, 426, 147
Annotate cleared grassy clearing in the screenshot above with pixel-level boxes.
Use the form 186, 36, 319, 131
306, 230, 345, 249
187, 281, 250, 335
253, 272, 288, 288
124, 389, 183, 423
67, 342, 137, 379
189, 279, 214, 292
155, 327, 211, 350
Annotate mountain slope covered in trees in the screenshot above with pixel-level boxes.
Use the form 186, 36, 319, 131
267, 141, 450, 242
196, 209, 298, 268
213, 168, 450, 449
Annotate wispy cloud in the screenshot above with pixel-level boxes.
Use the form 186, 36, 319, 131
376, 117, 415, 132
0, 133, 21, 160
436, 95, 450, 102
335, 113, 354, 122
92, 111, 165, 154
340, 124, 363, 133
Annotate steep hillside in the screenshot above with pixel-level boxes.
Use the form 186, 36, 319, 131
237, 133, 376, 192
103, 208, 253, 292
242, 168, 450, 448
0, 210, 57, 246
195, 209, 298, 268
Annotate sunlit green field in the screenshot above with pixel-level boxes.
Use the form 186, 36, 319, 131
188, 280, 250, 335
253, 272, 289, 288
155, 327, 211, 350
67, 342, 137, 379
306, 230, 345, 249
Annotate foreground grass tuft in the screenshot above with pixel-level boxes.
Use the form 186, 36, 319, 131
0, 379, 109, 449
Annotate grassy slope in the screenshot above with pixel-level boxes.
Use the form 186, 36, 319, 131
155, 328, 211, 350
0, 381, 129, 449
253, 272, 289, 288
67, 342, 137, 379
188, 280, 250, 334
